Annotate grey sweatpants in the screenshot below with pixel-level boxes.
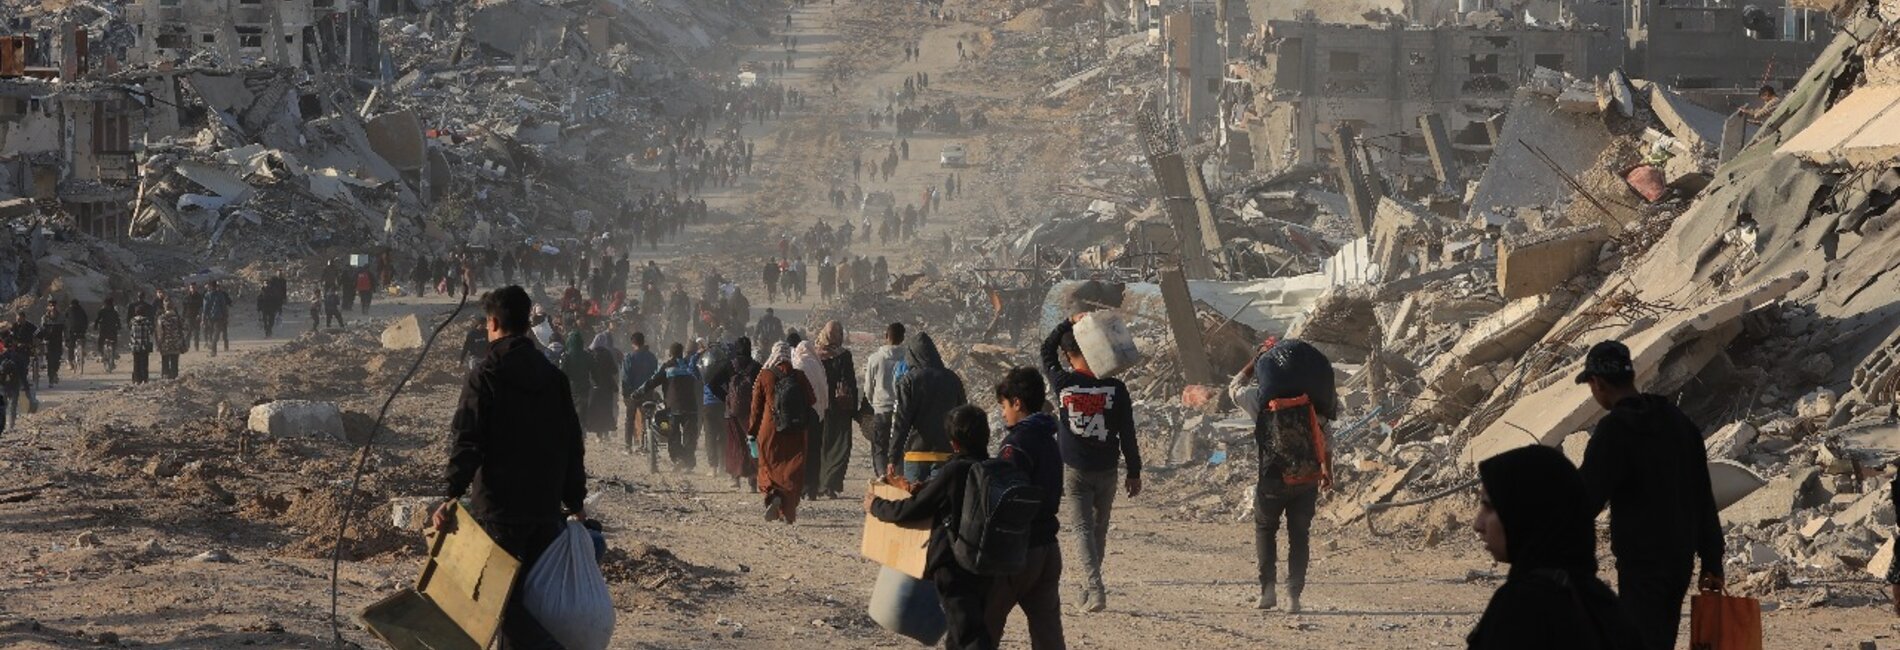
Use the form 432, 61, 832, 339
1065, 467, 1118, 592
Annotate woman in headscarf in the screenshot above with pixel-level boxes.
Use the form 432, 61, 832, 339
790, 339, 830, 500
708, 336, 763, 490
814, 321, 860, 498
585, 331, 621, 437
560, 330, 594, 422
1468, 445, 1641, 649
750, 341, 816, 524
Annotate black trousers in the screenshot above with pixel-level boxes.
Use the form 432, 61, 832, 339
131, 352, 150, 383
870, 412, 894, 475
934, 563, 997, 650
670, 410, 700, 468
985, 542, 1066, 649
1255, 482, 1318, 596
160, 354, 179, 379
1616, 559, 1692, 650
481, 520, 564, 650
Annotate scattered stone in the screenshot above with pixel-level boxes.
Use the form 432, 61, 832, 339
1795, 387, 1837, 419
380, 314, 425, 350
247, 400, 347, 441
135, 539, 163, 556
1796, 353, 1835, 383
1703, 422, 1756, 461
1798, 517, 1835, 539
191, 549, 235, 563
144, 457, 183, 478
95, 631, 119, 645
74, 531, 102, 548
388, 497, 438, 530
1721, 467, 1819, 526
1740, 541, 1782, 568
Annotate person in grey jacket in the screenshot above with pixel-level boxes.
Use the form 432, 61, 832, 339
886, 332, 965, 483
862, 322, 910, 477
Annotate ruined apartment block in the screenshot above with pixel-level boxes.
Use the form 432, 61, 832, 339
125, 0, 384, 71
1241, 21, 1598, 175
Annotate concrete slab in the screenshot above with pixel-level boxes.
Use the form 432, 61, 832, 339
1461, 271, 1807, 466
1870, 536, 1895, 581
1709, 460, 1769, 511
1449, 294, 1566, 366
1497, 224, 1607, 300
1468, 89, 1615, 219
1721, 467, 1819, 526
1777, 83, 1900, 167
364, 110, 426, 171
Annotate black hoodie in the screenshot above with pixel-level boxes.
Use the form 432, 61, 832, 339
1000, 412, 1062, 546
891, 332, 967, 457
1041, 321, 1140, 477
1468, 445, 1641, 650
445, 333, 588, 524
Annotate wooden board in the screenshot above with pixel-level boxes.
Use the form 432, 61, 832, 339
860, 482, 932, 579
361, 502, 520, 650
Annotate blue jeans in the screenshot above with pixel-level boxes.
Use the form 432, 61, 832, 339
903, 460, 942, 484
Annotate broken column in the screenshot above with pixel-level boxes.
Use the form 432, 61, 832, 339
1417, 113, 1460, 190
1330, 123, 1378, 238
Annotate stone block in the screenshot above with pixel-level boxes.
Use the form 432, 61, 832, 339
1832, 487, 1897, 529
1740, 541, 1782, 568
381, 314, 425, 350
1798, 516, 1836, 539
248, 400, 347, 441
1722, 467, 1819, 526
1705, 421, 1757, 460
1869, 536, 1895, 581
1709, 460, 1768, 511
1496, 224, 1608, 300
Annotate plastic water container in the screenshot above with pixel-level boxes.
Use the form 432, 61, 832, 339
1073, 311, 1142, 377
867, 566, 946, 645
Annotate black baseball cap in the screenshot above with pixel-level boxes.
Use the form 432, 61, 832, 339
1574, 340, 1635, 384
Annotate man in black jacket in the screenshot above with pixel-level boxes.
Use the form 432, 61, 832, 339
887, 332, 967, 482
433, 285, 587, 650
1574, 340, 1723, 650
1041, 316, 1140, 613
637, 342, 703, 469
987, 367, 1066, 648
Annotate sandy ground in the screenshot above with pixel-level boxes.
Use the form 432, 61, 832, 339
1, 1, 1896, 649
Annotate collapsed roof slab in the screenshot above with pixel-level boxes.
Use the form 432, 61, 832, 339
1775, 83, 1900, 167
1467, 88, 1615, 223
1459, 270, 1807, 466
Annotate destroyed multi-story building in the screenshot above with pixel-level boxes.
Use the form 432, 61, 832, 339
124, 0, 382, 72
1216, 0, 1836, 177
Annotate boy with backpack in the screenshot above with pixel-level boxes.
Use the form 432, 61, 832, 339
1249, 339, 1336, 613
866, 405, 1044, 650
1040, 315, 1140, 613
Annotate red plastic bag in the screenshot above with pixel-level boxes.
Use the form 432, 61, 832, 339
1689, 590, 1762, 650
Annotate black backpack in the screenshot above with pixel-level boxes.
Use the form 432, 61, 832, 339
770, 367, 812, 433
949, 458, 1045, 576
727, 362, 755, 419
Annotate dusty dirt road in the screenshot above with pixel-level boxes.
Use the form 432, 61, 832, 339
2, 1, 1897, 649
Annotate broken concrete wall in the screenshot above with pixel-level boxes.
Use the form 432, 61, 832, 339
1496, 224, 1607, 300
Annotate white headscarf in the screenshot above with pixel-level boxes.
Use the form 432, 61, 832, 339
765, 341, 792, 368
792, 340, 829, 417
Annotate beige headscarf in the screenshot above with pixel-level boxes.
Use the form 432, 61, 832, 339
765, 341, 792, 368
816, 320, 845, 360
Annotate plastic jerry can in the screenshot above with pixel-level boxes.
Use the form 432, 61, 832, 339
867, 566, 946, 645
1072, 311, 1142, 377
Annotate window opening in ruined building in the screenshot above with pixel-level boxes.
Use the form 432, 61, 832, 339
159, 0, 179, 6
1465, 54, 1499, 74
238, 26, 264, 50
1533, 53, 1565, 72
239, 0, 262, 5
1328, 50, 1360, 73
201, 33, 216, 44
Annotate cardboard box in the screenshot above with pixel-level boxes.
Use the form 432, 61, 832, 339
360, 502, 519, 650
860, 482, 932, 579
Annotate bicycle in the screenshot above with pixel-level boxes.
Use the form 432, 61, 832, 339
639, 399, 669, 475
66, 335, 84, 376
98, 337, 118, 374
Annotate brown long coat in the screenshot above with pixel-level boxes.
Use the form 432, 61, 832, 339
750, 361, 816, 522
